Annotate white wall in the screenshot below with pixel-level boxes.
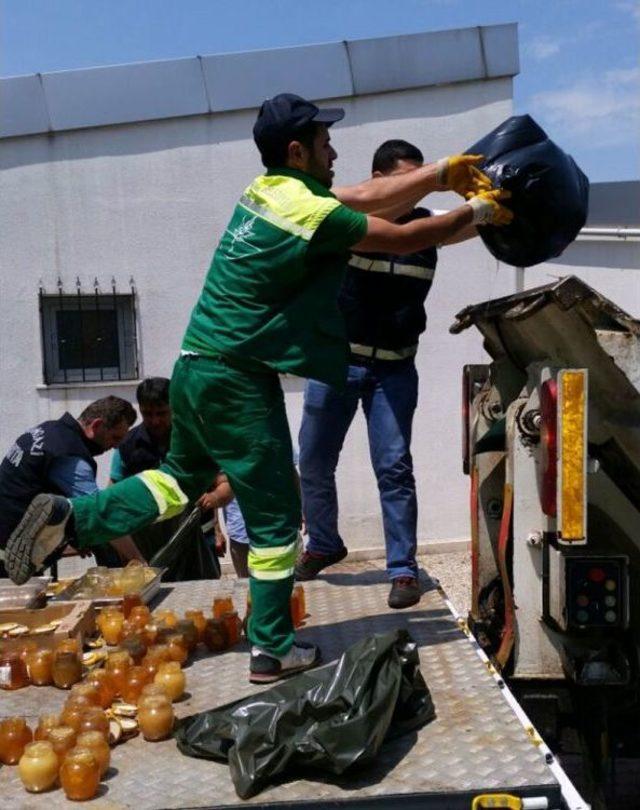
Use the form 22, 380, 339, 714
0, 77, 518, 548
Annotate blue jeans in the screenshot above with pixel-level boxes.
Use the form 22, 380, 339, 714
299, 359, 419, 580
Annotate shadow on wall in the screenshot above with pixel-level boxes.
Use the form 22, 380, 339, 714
0, 79, 509, 172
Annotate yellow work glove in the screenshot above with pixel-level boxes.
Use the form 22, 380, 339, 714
466, 189, 513, 226
436, 154, 492, 196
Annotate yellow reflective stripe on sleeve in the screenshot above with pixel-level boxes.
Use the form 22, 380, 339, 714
138, 470, 189, 522
248, 535, 301, 581
241, 175, 341, 240
349, 254, 435, 280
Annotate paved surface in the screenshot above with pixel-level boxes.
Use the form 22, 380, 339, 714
1, 561, 560, 808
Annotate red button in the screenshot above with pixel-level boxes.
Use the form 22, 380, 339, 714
588, 567, 606, 583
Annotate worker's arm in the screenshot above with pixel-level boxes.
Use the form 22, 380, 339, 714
441, 221, 478, 246
334, 154, 491, 213
354, 192, 510, 255
196, 472, 234, 512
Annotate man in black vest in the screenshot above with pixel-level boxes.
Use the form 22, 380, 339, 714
296, 140, 476, 609
0, 397, 137, 577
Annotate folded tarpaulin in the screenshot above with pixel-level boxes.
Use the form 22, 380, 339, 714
468, 114, 589, 267
174, 629, 435, 799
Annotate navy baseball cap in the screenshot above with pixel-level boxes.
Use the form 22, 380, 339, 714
253, 93, 344, 155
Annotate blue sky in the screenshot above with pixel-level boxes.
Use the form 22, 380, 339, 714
1, 0, 638, 182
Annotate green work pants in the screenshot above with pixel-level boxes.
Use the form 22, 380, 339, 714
72, 354, 301, 657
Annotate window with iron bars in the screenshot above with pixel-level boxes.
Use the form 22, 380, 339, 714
39, 277, 139, 385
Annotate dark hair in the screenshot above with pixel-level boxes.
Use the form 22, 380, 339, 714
259, 121, 320, 169
372, 140, 424, 174
136, 377, 170, 407
78, 396, 136, 429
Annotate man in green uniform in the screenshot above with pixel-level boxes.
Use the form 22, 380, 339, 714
5, 93, 511, 683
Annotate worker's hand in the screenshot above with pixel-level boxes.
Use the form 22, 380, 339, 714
197, 491, 220, 513
436, 154, 492, 196
466, 189, 513, 226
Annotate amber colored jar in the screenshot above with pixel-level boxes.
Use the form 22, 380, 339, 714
106, 650, 132, 696
26, 648, 54, 686
78, 707, 109, 741
60, 697, 91, 733
0, 651, 30, 690
129, 605, 151, 630
146, 643, 173, 664
185, 610, 206, 643
85, 669, 117, 709
175, 619, 198, 653
212, 595, 234, 619
97, 608, 125, 646
122, 592, 143, 618
140, 654, 159, 680
17, 639, 38, 664
221, 611, 241, 646
34, 713, 61, 741
165, 633, 188, 665
154, 609, 178, 628
137, 682, 169, 706
52, 651, 82, 689
120, 636, 147, 664
55, 638, 80, 656
60, 747, 101, 801
0, 717, 33, 765
46, 726, 76, 762
18, 741, 59, 792
70, 681, 102, 707
142, 623, 159, 646
154, 661, 186, 702
202, 618, 229, 652
121, 665, 151, 703
138, 695, 175, 741
76, 731, 110, 777
295, 584, 307, 619
290, 584, 306, 628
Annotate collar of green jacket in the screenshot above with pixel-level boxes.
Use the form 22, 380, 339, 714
265, 166, 337, 200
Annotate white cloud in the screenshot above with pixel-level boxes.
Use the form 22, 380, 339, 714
524, 36, 562, 61
529, 68, 640, 151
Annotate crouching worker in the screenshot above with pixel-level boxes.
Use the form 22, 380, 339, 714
0, 397, 140, 577
3, 93, 511, 684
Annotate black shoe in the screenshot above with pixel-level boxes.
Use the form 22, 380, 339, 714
249, 641, 322, 684
388, 576, 421, 609
294, 547, 348, 581
5, 494, 72, 584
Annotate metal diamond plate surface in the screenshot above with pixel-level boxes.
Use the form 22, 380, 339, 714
0, 563, 559, 808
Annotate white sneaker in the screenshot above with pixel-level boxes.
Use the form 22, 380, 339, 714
250, 641, 321, 684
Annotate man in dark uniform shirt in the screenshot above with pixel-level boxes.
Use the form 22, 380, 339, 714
296, 140, 476, 608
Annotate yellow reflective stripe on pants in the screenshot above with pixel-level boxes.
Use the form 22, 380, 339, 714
248, 535, 301, 581
138, 469, 189, 522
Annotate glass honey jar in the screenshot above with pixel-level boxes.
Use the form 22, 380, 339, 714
17, 639, 38, 664
122, 591, 143, 618
221, 611, 241, 646
185, 610, 206, 643
97, 607, 125, 646
174, 619, 198, 653
212, 595, 234, 619
76, 731, 110, 777
142, 623, 159, 646
129, 605, 151, 630
26, 648, 54, 686
0, 651, 30, 690
165, 633, 188, 665
120, 636, 147, 664
70, 681, 102, 707
153, 661, 186, 702
137, 682, 169, 706
202, 618, 229, 652
105, 650, 132, 696
52, 651, 82, 689
55, 638, 80, 656
121, 665, 151, 703
46, 726, 76, 762
18, 740, 59, 792
85, 669, 117, 709
138, 695, 175, 741
60, 747, 101, 801
153, 608, 178, 628
60, 697, 91, 733
290, 584, 307, 627
0, 716, 33, 765
78, 707, 110, 741
34, 713, 61, 741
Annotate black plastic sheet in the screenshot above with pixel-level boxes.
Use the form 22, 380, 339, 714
148, 506, 221, 581
468, 115, 589, 267
175, 629, 435, 799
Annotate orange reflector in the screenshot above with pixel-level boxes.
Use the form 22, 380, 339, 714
558, 369, 587, 543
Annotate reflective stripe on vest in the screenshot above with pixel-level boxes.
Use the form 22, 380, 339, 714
350, 342, 418, 361
349, 254, 435, 281
138, 470, 189, 522
239, 175, 340, 242
248, 535, 301, 581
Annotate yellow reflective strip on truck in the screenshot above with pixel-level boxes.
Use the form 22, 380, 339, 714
558, 369, 587, 543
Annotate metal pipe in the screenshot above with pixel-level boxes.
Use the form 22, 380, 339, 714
577, 227, 640, 240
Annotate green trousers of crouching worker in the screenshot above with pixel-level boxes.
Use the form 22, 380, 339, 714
71, 354, 301, 657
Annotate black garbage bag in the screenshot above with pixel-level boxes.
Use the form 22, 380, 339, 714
467, 115, 589, 267
148, 506, 221, 581
175, 629, 435, 799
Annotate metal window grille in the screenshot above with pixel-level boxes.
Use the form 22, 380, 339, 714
39, 276, 139, 385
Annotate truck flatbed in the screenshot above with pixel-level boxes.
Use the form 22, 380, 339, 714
0, 562, 583, 808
